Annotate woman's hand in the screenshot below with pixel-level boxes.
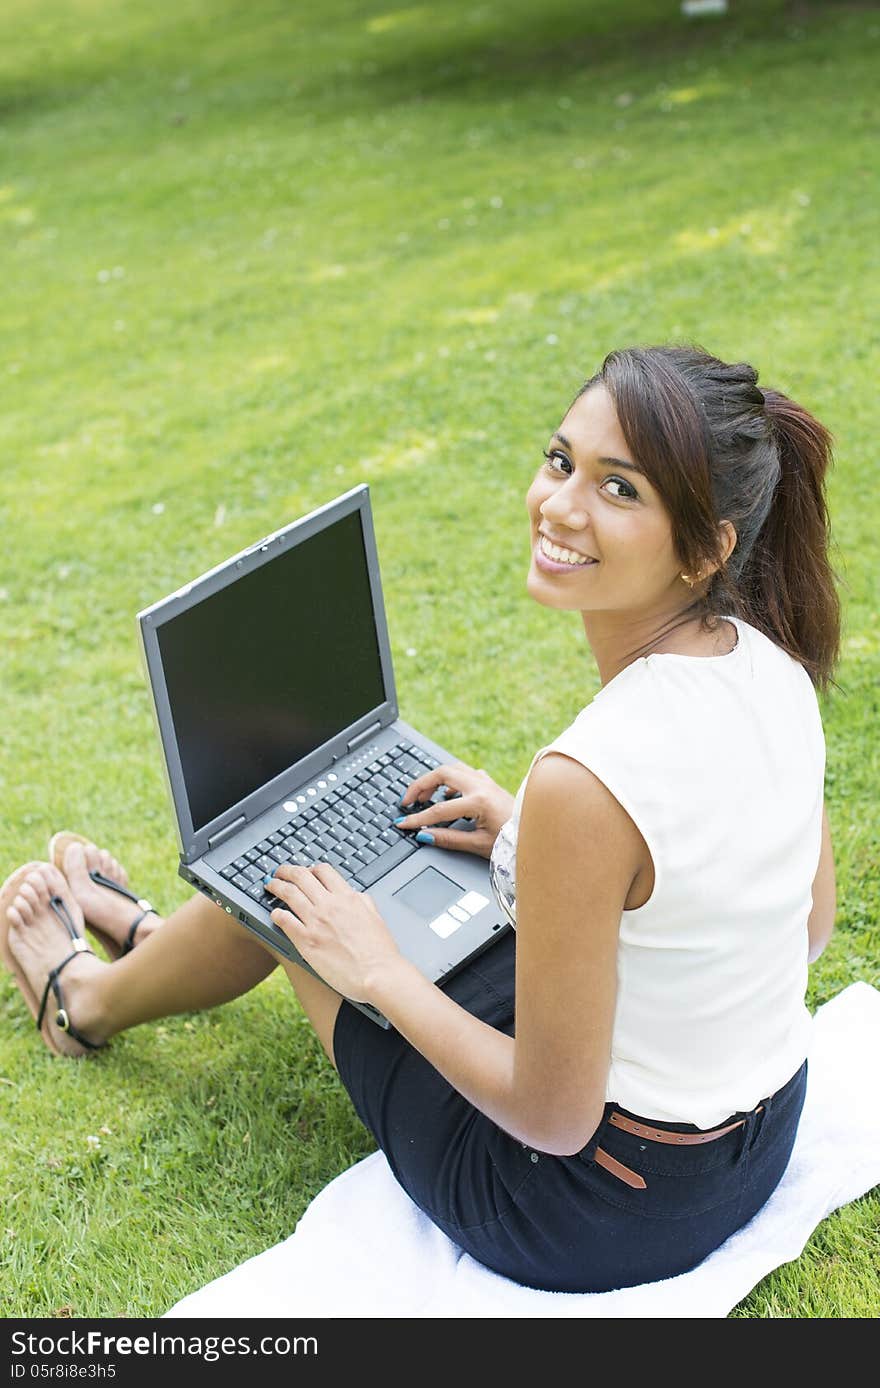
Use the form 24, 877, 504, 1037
265, 862, 402, 1002
395, 760, 515, 860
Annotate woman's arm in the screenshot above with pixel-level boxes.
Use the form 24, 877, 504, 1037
807, 801, 835, 964
367, 752, 645, 1155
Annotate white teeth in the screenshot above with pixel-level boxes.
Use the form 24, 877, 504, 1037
540, 535, 592, 565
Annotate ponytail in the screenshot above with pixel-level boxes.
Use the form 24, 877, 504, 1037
734, 390, 842, 694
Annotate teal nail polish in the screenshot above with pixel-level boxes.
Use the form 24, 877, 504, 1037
415, 830, 434, 845
393, 816, 407, 825
263, 874, 274, 885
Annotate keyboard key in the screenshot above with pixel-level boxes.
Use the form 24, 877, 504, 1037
303, 842, 324, 861
268, 831, 284, 845
232, 873, 251, 891
285, 851, 312, 868
268, 846, 288, 864
354, 845, 378, 866
256, 854, 276, 873
355, 838, 417, 888
220, 865, 238, 881
316, 833, 338, 852
242, 864, 264, 883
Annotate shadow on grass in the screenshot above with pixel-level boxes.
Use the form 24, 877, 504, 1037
0, 0, 862, 125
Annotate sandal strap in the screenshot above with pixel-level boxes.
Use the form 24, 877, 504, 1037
121, 909, 150, 955
88, 870, 140, 906
34, 897, 103, 1051
88, 871, 155, 948
48, 893, 80, 942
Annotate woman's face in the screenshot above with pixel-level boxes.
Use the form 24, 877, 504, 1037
525, 383, 685, 617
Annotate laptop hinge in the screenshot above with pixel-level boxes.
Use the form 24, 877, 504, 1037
346, 720, 383, 753
207, 814, 247, 851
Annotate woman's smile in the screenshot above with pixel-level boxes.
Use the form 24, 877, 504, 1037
534, 535, 598, 573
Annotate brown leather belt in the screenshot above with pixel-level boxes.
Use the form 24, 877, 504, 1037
594, 1106, 764, 1190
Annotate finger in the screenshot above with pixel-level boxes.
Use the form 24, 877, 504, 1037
395, 797, 473, 830
267, 864, 319, 903
269, 904, 307, 940
398, 765, 457, 807
407, 824, 489, 856
307, 861, 349, 889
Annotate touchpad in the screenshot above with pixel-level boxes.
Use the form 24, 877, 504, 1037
392, 866, 461, 916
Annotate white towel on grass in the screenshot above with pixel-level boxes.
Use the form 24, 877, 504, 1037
165, 982, 880, 1318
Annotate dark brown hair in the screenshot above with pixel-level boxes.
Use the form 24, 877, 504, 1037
580, 344, 842, 693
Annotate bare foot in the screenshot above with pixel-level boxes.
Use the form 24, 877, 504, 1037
62, 842, 163, 954
5, 864, 108, 1056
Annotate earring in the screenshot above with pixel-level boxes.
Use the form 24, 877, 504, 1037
680, 574, 695, 588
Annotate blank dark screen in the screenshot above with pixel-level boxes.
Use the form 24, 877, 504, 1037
156, 511, 386, 833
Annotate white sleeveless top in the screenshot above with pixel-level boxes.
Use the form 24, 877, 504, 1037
489, 616, 824, 1127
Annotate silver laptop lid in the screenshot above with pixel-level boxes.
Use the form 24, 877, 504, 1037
137, 484, 399, 862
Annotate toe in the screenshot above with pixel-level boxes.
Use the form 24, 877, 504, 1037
43, 862, 71, 899
25, 868, 53, 904
6, 902, 25, 929
8, 889, 33, 926
64, 842, 90, 890
19, 882, 40, 913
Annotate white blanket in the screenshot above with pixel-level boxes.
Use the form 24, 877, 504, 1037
165, 982, 880, 1318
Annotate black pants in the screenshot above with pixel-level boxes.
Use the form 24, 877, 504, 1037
333, 931, 807, 1293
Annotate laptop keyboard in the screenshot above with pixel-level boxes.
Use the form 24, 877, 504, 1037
217, 741, 457, 913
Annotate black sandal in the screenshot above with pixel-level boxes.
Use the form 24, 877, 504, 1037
36, 895, 105, 1053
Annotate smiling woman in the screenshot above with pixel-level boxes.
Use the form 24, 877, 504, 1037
0, 344, 841, 1295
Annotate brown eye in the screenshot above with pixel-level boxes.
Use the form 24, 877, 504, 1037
542, 449, 572, 475
603, 476, 638, 500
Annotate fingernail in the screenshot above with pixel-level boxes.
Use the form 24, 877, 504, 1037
393, 816, 407, 825
263, 874, 274, 885
415, 830, 434, 845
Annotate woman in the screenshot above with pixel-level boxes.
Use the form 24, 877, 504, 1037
1, 344, 839, 1293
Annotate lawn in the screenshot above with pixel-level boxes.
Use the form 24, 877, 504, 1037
1, 0, 878, 1318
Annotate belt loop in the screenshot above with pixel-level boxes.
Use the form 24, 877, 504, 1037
747, 1097, 769, 1154
735, 1110, 753, 1161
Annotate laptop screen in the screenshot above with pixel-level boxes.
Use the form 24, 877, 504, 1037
155, 508, 386, 834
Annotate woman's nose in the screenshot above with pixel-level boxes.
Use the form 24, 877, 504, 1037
540, 497, 589, 532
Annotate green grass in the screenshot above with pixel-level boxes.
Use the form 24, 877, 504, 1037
1, 0, 878, 1318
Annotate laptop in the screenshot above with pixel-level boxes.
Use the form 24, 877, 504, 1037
137, 483, 511, 1026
